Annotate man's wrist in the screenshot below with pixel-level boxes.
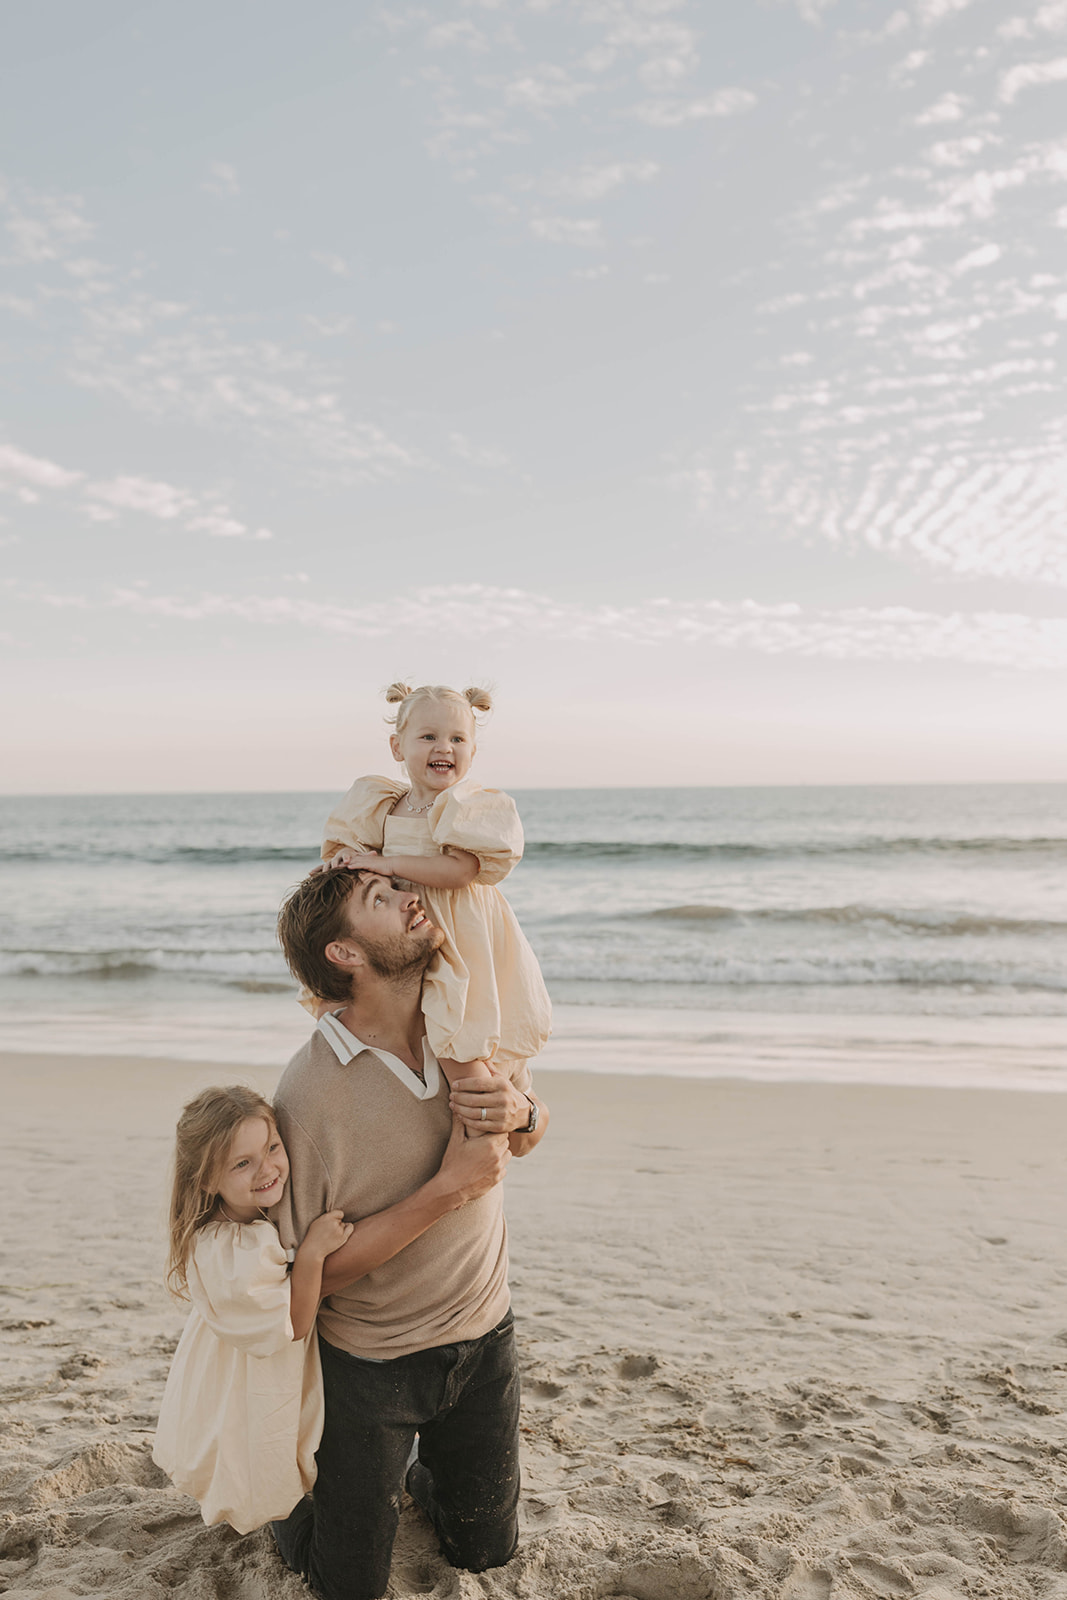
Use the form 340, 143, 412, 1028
515, 1093, 538, 1134
423, 1171, 467, 1213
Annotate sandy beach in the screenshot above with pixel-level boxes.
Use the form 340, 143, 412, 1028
4, 1050, 1067, 1600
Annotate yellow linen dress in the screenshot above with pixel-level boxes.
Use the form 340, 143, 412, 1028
152, 1219, 323, 1535
321, 776, 552, 1064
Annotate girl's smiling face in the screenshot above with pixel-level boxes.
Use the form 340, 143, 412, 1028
390, 700, 475, 796
213, 1116, 289, 1222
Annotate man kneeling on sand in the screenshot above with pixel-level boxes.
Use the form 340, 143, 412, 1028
271, 865, 549, 1600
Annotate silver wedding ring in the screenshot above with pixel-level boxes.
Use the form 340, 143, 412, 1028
480, 1107, 487, 1121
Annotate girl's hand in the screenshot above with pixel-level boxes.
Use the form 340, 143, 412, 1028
338, 851, 389, 874
301, 1209, 355, 1260
310, 848, 383, 876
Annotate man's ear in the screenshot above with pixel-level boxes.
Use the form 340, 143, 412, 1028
324, 940, 365, 976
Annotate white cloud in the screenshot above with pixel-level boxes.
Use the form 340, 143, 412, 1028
1036, 0, 1067, 30
530, 215, 604, 246
0, 438, 276, 541
535, 160, 660, 200
953, 242, 1001, 272
635, 88, 757, 126
86, 477, 198, 520
914, 91, 967, 124
310, 251, 350, 277
2, 176, 423, 484
185, 514, 273, 541
448, 432, 509, 467
3, 187, 93, 263
927, 135, 995, 166
914, 0, 979, 25
998, 57, 1067, 103
424, 18, 489, 50
202, 162, 239, 198
31, 581, 1067, 670
505, 68, 595, 110
0, 443, 83, 490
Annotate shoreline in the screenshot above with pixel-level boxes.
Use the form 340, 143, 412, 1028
3, 991, 1067, 1091
4, 1051, 1067, 1596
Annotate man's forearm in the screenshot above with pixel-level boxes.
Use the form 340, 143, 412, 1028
319, 1175, 464, 1297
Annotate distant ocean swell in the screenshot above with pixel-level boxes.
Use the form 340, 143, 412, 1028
644, 905, 1067, 936
0, 844, 315, 866
2, 835, 1066, 866
6, 945, 1066, 992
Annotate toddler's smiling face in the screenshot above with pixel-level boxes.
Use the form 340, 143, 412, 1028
390, 699, 476, 796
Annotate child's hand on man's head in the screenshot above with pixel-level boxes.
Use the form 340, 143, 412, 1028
336, 851, 385, 873
311, 847, 381, 876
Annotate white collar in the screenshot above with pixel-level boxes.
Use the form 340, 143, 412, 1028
317, 1011, 441, 1101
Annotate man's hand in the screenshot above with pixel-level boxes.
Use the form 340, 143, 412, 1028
448, 1066, 530, 1135
434, 1114, 511, 1206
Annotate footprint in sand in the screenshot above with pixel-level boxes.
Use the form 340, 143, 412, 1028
618, 1354, 658, 1380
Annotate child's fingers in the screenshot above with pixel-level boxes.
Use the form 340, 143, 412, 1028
450, 1071, 500, 1094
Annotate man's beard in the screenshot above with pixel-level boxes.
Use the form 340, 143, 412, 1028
359, 925, 441, 982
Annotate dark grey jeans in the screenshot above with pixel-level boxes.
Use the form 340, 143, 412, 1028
272, 1310, 521, 1600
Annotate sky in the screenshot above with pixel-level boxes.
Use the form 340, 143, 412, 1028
2, 0, 1067, 794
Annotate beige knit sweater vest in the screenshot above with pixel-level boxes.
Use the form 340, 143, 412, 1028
273, 1029, 513, 1359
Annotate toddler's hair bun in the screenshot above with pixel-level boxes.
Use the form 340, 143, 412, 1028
384, 681, 414, 704
464, 686, 492, 714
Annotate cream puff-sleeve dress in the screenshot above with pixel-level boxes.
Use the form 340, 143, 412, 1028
320, 776, 552, 1065
152, 1219, 323, 1535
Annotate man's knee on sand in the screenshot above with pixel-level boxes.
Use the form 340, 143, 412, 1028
406, 1457, 519, 1573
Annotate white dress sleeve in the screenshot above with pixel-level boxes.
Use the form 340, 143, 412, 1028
429, 783, 524, 887
187, 1222, 294, 1358
322, 775, 406, 859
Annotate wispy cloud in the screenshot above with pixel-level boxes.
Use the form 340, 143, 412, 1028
22, 581, 1067, 670
2, 183, 94, 263
0, 443, 83, 490
0, 177, 431, 485
655, 13, 1067, 594
530, 215, 604, 246
0, 440, 272, 540
633, 88, 757, 126
528, 160, 660, 201
202, 162, 239, 198
309, 250, 351, 277
997, 55, 1067, 102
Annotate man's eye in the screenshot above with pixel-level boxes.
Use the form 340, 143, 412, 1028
374, 895, 383, 907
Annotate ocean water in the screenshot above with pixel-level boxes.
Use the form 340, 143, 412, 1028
1, 783, 1065, 1085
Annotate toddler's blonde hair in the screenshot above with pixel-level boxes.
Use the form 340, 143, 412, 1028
384, 681, 492, 736
165, 1084, 277, 1299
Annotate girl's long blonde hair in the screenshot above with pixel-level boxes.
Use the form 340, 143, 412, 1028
165, 1084, 276, 1299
